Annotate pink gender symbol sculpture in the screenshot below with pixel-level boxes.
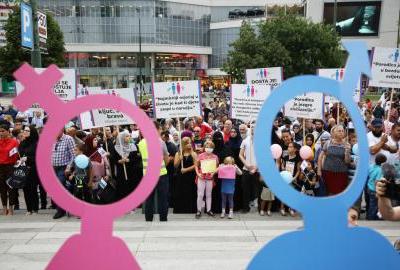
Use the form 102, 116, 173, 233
13, 64, 163, 270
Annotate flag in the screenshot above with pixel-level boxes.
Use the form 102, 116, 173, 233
9, 147, 18, 157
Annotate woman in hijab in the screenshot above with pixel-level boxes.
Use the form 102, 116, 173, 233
19, 125, 40, 215
212, 131, 233, 213
84, 134, 112, 203
112, 130, 142, 200
225, 127, 243, 211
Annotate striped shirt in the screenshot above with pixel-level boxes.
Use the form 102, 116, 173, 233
52, 134, 75, 167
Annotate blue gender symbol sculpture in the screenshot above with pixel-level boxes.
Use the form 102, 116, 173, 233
249, 41, 400, 270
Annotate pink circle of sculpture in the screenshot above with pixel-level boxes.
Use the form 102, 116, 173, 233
13, 64, 162, 270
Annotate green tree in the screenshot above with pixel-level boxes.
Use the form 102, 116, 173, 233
223, 15, 345, 82
0, 6, 66, 81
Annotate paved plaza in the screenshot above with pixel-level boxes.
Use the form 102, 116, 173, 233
0, 210, 398, 270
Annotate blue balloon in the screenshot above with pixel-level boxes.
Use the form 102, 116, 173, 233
75, 154, 89, 169
352, 143, 359, 156
280, 171, 293, 184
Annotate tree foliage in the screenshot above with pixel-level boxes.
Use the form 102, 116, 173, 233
0, 6, 66, 81
223, 15, 346, 83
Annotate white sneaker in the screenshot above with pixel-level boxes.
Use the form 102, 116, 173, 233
221, 211, 225, 218
290, 210, 296, 217
267, 210, 271, 216
259, 210, 265, 216
228, 211, 233, 219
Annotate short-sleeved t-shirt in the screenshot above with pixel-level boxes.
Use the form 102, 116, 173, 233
198, 152, 219, 180
367, 132, 384, 164
240, 137, 256, 170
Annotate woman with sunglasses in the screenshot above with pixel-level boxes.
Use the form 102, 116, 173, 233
19, 125, 40, 215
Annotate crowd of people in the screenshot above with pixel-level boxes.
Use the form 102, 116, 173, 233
0, 89, 399, 225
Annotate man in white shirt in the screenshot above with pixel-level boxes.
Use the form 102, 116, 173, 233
367, 119, 395, 164
312, 119, 331, 152
239, 127, 259, 213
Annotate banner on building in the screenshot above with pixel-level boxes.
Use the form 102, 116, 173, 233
317, 68, 361, 103
284, 92, 324, 120
80, 88, 137, 130
230, 84, 270, 122
370, 47, 400, 88
152, 80, 201, 119
16, 68, 76, 101
245, 67, 283, 89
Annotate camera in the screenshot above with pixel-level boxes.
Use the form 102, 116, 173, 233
381, 163, 400, 201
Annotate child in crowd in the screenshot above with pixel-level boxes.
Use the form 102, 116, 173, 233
280, 142, 301, 216
65, 143, 93, 203
195, 141, 219, 218
300, 160, 317, 196
217, 156, 242, 219
259, 176, 275, 216
366, 153, 387, 220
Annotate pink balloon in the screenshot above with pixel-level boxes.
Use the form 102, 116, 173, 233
270, 144, 283, 159
300, 145, 313, 160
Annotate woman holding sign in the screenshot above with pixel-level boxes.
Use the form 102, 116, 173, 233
195, 140, 219, 218
113, 131, 142, 200
173, 137, 198, 214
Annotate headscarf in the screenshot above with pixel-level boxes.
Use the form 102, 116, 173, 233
84, 134, 102, 163
226, 128, 242, 150
115, 130, 137, 158
212, 131, 224, 153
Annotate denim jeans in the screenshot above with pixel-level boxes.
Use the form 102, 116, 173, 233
53, 166, 68, 214
145, 174, 169, 221
366, 189, 378, 220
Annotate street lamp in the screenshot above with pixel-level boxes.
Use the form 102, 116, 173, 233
136, 6, 143, 103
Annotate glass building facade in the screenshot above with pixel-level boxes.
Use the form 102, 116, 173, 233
35, 1, 278, 88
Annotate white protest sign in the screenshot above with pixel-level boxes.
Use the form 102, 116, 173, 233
284, 92, 324, 120
370, 47, 400, 88
318, 68, 361, 103
152, 80, 201, 119
230, 84, 270, 122
245, 67, 283, 89
80, 88, 137, 130
16, 68, 76, 101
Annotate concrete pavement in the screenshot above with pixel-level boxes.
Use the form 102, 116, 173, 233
0, 210, 398, 270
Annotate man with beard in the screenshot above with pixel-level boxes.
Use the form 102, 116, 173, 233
312, 119, 331, 151
239, 127, 259, 213
368, 119, 393, 164
239, 124, 248, 140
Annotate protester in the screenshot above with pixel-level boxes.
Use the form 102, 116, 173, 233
19, 125, 40, 215
52, 129, 75, 219
239, 126, 259, 213
138, 121, 170, 222
173, 137, 197, 213
113, 131, 141, 200
318, 125, 351, 195
0, 120, 19, 216
366, 154, 387, 220
217, 156, 242, 219
195, 140, 218, 218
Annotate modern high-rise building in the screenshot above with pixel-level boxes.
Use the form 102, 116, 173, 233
2, 0, 400, 90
